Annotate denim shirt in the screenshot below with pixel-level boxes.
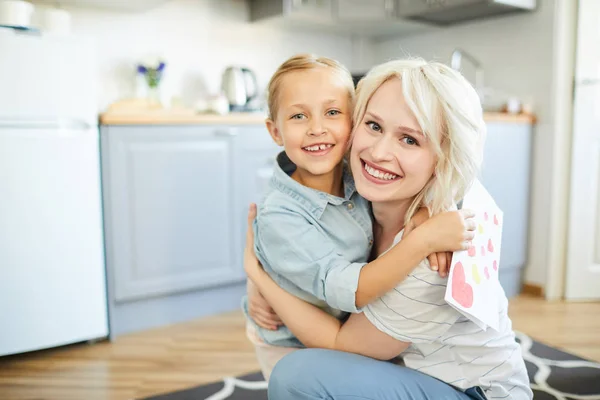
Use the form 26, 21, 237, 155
242, 151, 373, 348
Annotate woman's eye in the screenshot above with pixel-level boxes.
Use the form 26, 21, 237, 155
402, 136, 418, 146
291, 114, 306, 120
326, 109, 341, 116
366, 121, 381, 132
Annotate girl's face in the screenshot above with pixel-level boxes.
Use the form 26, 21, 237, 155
350, 77, 437, 205
266, 67, 352, 178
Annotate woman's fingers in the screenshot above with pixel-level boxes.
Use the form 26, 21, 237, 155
437, 252, 448, 277
428, 253, 439, 272
249, 303, 282, 330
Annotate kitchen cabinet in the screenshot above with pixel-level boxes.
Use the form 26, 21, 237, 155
336, 0, 397, 22
50, 0, 168, 12
100, 124, 280, 337
250, 0, 334, 24
480, 121, 533, 297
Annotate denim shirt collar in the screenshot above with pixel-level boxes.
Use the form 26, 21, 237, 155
270, 151, 356, 219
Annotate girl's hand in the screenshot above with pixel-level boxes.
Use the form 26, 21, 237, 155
244, 203, 283, 330
417, 209, 477, 255
404, 207, 453, 277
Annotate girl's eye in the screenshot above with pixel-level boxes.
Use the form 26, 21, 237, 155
366, 121, 381, 132
402, 136, 419, 146
291, 114, 306, 120
326, 109, 341, 116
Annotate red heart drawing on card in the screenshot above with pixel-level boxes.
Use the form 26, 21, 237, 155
468, 246, 476, 257
493, 260, 498, 271
494, 214, 499, 225
488, 238, 494, 252
484, 212, 489, 221
481, 245, 486, 256
452, 262, 473, 308
484, 266, 490, 279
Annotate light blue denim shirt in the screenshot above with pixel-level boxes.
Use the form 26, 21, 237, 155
242, 151, 373, 348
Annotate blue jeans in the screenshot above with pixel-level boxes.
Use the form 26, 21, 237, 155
268, 349, 487, 400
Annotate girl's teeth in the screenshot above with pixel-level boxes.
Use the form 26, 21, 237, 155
304, 144, 332, 152
365, 163, 397, 180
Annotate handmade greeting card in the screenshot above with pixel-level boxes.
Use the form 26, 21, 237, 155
445, 179, 503, 331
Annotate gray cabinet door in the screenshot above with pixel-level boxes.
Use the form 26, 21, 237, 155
102, 125, 244, 303
480, 122, 533, 296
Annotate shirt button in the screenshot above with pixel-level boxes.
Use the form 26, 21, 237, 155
346, 202, 354, 210
369, 239, 374, 246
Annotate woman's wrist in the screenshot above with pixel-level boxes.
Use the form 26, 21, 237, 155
249, 267, 270, 291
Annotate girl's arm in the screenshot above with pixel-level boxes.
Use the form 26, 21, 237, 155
354, 208, 475, 308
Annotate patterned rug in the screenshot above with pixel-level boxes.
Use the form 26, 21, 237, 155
140, 332, 600, 400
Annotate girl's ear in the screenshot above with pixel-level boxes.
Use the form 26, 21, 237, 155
266, 119, 284, 146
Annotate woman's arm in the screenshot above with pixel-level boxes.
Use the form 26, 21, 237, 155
248, 262, 409, 360
245, 205, 409, 360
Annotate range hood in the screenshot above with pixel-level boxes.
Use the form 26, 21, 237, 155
397, 0, 536, 26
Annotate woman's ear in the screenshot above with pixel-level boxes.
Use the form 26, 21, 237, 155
266, 119, 284, 146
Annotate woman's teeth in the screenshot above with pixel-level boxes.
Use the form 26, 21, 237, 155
304, 144, 333, 152
364, 163, 398, 180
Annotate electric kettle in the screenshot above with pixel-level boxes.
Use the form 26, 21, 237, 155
221, 66, 258, 111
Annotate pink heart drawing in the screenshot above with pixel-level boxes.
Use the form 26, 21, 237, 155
487, 238, 494, 253
484, 212, 489, 221
484, 266, 490, 279
493, 260, 498, 271
452, 262, 474, 308
494, 214, 499, 225
481, 245, 486, 257
468, 246, 476, 257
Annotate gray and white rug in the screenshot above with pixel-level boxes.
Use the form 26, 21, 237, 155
141, 332, 600, 400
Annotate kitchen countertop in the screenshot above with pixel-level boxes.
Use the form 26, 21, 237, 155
99, 110, 536, 126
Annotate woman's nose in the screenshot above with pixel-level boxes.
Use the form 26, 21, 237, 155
370, 135, 393, 161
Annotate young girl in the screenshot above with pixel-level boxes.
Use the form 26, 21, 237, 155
245, 58, 532, 399
242, 54, 476, 380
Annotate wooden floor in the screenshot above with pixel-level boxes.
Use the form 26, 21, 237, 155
1, 295, 599, 400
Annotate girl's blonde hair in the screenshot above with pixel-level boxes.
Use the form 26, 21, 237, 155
267, 54, 355, 120
354, 58, 486, 223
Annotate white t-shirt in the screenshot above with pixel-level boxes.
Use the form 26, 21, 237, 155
363, 231, 533, 399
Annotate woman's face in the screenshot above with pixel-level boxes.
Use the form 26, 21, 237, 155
350, 77, 437, 204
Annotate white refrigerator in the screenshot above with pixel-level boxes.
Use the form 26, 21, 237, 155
565, 0, 600, 300
0, 32, 109, 355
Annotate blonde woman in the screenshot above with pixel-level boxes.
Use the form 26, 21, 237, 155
244, 59, 532, 399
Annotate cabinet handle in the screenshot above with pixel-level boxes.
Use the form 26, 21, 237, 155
214, 130, 238, 137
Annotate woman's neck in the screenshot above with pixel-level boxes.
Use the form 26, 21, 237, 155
371, 199, 414, 256
292, 162, 344, 197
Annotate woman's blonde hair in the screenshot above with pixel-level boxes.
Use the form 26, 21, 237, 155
267, 54, 355, 120
354, 58, 486, 223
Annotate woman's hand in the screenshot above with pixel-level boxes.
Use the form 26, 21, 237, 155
247, 280, 283, 331
404, 207, 453, 277
244, 203, 283, 330
416, 209, 477, 255
243, 203, 264, 282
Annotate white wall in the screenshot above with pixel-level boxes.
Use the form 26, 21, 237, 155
45, 0, 355, 111
372, 1, 558, 287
